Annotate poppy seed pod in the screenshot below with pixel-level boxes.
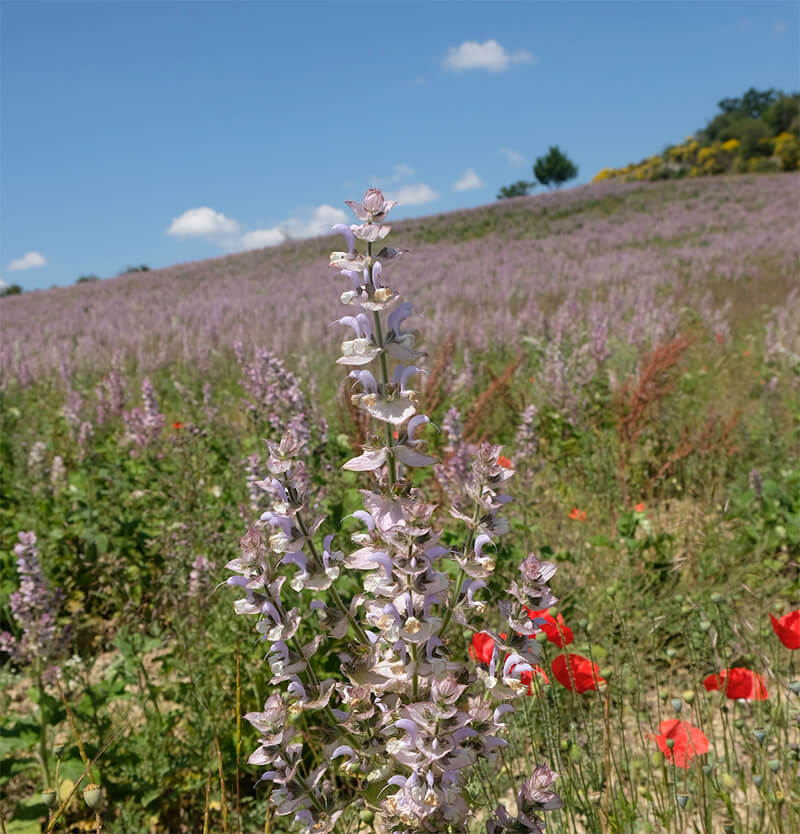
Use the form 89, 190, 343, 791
42, 789, 57, 808
676, 794, 689, 810
82, 784, 102, 810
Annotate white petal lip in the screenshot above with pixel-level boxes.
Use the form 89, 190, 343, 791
342, 448, 388, 471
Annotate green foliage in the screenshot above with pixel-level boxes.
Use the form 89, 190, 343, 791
496, 180, 533, 199
533, 145, 578, 190
0, 284, 23, 297
119, 265, 150, 275
75, 275, 99, 284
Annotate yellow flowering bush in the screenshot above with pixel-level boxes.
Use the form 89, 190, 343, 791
774, 132, 800, 171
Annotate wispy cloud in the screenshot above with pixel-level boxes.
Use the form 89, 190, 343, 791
166, 204, 348, 252
443, 39, 534, 73
386, 183, 439, 206
452, 168, 483, 191
499, 147, 529, 166
370, 164, 416, 186
6, 251, 47, 271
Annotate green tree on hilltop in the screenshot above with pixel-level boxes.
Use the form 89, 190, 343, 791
534, 146, 578, 190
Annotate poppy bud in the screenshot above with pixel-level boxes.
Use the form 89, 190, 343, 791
710, 592, 724, 604
768, 759, 780, 773
702, 764, 713, 776
665, 738, 675, 749
359, 810, 374, 824
788, 681, 800, 695
53, 744, 65, 758
753, 728, 767, 745
83, 784, 102, 810
699, 620, 711, 631
753, 774, 763, 788
734, 719, 744, 730
666, 648, 677, 659
569, 743, 583, 761
721, 772, 735, 789
723, 821, 735, 834
651, 751, 663, 767
42, 789, 57, 809
671, 698, 683, 714
681, 689, 695, 704
599, 667, 612, 680
676, 794, 689, 810
559, 739, 569, 751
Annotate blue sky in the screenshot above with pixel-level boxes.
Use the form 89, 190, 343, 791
2, 1, 797, 290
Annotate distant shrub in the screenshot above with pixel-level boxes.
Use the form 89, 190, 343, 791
76, 275, 99, 284
496, 180, 533, 199
0, 283, 22, 297
119, 264, 151, 275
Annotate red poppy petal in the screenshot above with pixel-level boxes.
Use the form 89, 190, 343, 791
771, 611, 800, 650
551, 654, 604, 693
470, 632, 495, 665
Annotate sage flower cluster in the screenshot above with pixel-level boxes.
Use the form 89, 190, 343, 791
227, 188, 561, 833
0, 532, 66, 678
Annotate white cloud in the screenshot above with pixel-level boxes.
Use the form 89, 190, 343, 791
453, 168, 483, 191
240, 227, 287, 249
386, 183, 439, 206
166, 204, 348, 252
167, 207, 240, 240
6, 251, 47, 271
370, 164, 416, 186
444, 39, 534, 73
284, 204, 348, 239
499, 147, 529, 166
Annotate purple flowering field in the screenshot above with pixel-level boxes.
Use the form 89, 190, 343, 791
1, 175, 799, 834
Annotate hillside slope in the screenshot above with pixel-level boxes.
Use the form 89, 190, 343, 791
1, 174, 798, 384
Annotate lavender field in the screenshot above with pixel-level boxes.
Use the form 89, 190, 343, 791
1, 175, 799, 834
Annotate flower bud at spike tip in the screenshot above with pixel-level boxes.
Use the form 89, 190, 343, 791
83, 783, 102, 810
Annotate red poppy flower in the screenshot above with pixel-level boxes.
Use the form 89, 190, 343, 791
173, 422, 184, 429
703, 668, 768, 700
512, 663, 550, 693
634, 502, 645, 512
525, 607, 574, 647
568, 508, 587, 521
469, 632, 496, 664
653, 720, 709, 769
770, 610, 800, 650
551, 654, 606, 693
715, 333, 724, 344
497, 455, 513, 469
